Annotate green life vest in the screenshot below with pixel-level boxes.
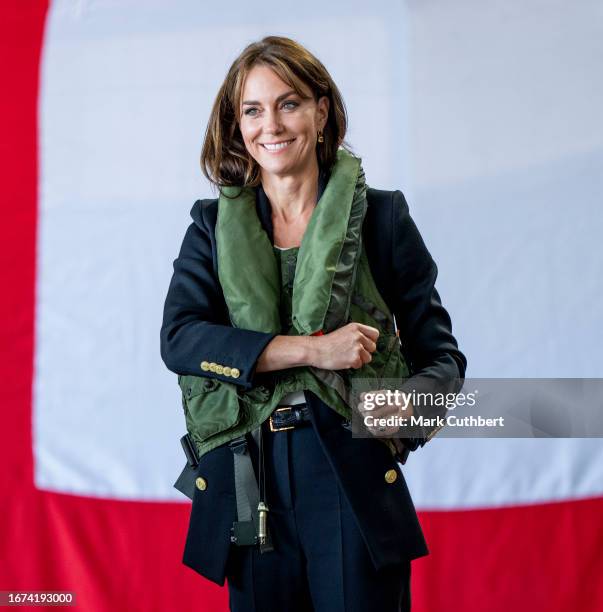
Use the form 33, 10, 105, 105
178, 149, 411, 458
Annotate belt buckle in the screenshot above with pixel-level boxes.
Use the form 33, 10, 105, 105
269, 407, 295, 432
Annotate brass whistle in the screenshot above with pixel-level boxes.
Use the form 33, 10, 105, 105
257, 501, 269, 544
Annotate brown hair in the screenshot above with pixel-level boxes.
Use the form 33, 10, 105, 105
200, 36, 352, 189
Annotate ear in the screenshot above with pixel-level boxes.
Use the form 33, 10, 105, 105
317, 95, 330, 129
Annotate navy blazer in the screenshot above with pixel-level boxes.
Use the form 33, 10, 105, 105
160, 180, 467, 584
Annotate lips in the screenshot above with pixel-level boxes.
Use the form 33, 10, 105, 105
260, 139, 295, 151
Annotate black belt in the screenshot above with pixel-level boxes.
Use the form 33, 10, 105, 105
268, 404, 311, 432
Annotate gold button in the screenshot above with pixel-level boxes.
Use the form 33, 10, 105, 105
385, 469, 398, 484
209, 362, 217, 372
230, 368, 240, 379
215, 364, 224, 375
223, 366, 232, 377
200, 361, 210, 371
195, 477, 207, 491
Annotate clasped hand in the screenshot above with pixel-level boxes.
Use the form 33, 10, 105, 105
311, 322, 413, 436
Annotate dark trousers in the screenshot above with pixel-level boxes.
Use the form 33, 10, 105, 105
225, 402, 411, 612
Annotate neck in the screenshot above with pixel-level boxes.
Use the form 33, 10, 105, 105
260, 160, 319, 222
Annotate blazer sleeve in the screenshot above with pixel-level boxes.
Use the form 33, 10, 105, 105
389, 190, 467, 433
160, 200, 277, 390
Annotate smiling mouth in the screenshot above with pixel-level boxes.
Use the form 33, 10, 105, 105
260, 139, 295, 151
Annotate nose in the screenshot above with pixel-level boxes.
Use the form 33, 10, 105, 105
262, 108, 283, 134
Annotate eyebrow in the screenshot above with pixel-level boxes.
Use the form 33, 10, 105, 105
242, 89, 298, 106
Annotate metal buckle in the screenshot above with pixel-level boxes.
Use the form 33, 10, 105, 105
269, 407, 295, 432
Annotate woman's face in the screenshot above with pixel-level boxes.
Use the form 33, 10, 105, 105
238, 64, 329, 180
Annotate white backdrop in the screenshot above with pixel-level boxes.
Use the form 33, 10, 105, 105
35, 0, 603, 505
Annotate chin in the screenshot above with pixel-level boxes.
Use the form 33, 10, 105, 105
259, 156, 294, 173
261, 164, 293, 178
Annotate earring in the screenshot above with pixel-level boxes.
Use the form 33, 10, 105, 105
317, 130, 324, 143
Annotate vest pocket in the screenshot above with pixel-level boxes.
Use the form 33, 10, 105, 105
178, 374, 242, 443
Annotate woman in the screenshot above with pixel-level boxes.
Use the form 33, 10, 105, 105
160, 36, 466, 612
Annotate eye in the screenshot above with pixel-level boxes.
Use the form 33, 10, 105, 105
282, 100, 298, 110
244, 107, 258, 116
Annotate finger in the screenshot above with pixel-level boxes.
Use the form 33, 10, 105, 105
358, 333, 377, 353
372, 402, 411, 418
359, 346, 372, 365
371, 409, 408, 422
359, 391, 368, 402
358, 388, 390, 413
351, 348, 372, 370
354, 323, 380, 342
366, 422, 399, 437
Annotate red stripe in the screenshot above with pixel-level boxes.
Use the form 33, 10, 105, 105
2, 489, 602, 610
2, 489, 228, 610
0, 0, 47, 497
1, 3, 601, 611
414, 496, 603, 612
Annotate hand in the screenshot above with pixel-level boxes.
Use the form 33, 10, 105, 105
357, 389, 414, 437
310, 322, 379, 370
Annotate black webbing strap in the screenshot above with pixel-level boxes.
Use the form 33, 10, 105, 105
230, 430, 274, 553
